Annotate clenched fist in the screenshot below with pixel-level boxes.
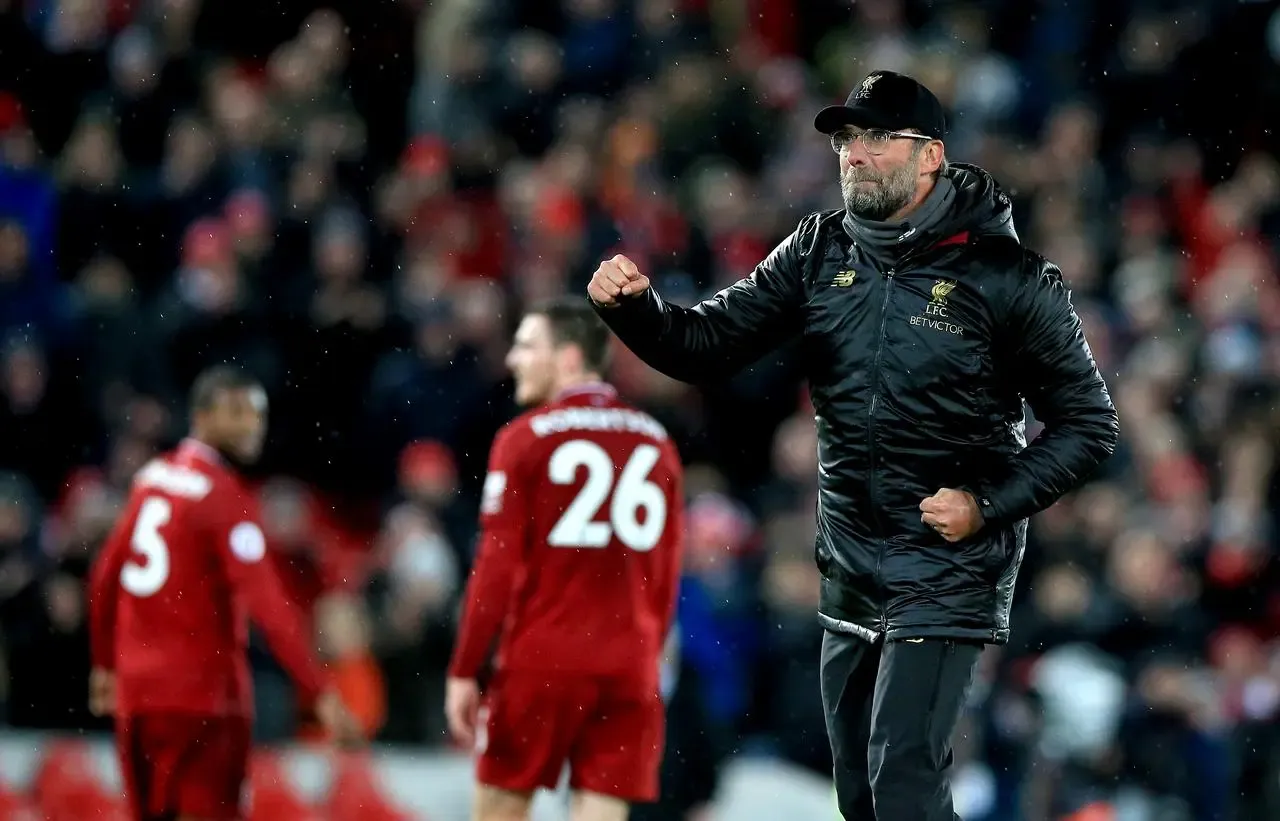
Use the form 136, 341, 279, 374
919, 488, 984, 543
588, 254, 651, 307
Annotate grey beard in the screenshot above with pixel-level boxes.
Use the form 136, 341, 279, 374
841, 165, 918, 222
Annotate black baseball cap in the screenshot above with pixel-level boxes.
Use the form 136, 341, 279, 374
813, 70, 947, 141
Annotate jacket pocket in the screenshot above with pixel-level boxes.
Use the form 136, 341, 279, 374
951, 529, 1010, 584
975, 530, 1012, 581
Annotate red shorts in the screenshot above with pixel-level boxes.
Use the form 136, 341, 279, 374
476, 670, 665, 802
116, 713, 251, 820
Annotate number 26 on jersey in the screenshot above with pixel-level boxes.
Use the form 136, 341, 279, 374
480, 439, 669, 553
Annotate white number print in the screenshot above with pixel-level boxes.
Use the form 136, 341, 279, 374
120, 496, 172, 597
546, 440, 667, 552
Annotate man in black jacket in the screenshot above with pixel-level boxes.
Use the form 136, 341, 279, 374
588, 70, 1119, 820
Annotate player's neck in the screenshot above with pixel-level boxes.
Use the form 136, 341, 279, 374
181, 436, 223, 462
551, 374, 611, 402
179, 435, 247, 472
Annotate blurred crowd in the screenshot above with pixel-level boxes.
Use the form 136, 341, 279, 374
2, 0, 1280, 819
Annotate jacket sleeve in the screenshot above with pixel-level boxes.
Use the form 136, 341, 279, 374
973, 257, 1119, 526
591, 215, 817, 383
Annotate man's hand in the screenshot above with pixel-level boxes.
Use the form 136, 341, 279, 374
919, 488, 984, 543
89, 667, 115, 717
588, 254, 651, 307
445, 677, 482, 749
315, 689, 365, 748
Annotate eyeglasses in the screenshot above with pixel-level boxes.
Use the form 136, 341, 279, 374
830, 128, 932, 156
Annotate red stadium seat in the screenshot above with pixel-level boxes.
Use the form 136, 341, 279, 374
46, 789, 131, 821
0, 781, 39, 821
246, 752, 323, 821
31, 739, 129, 820
31, 739, 98, 800
322, 753, 413, 821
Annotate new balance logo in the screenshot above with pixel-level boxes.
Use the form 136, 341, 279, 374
832, 270, 856, 287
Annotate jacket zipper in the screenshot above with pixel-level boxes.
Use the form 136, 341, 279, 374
868, 266, 896, 634
867, 242, 934, 633
866, 237, 963, 635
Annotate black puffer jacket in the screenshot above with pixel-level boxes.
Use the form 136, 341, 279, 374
594, 164, 1119, 644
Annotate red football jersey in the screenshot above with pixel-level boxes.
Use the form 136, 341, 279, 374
88, 439, 325, 717
449, 384, 685, 688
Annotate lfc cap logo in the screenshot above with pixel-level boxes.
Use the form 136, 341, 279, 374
856, 73, 883, 99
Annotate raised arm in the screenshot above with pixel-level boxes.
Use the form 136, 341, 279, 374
971, 257, 1120, 526
588, 215, 824, 383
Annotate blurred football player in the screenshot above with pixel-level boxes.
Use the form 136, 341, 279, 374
446, 298, 686, 821
89, 365, 361, 821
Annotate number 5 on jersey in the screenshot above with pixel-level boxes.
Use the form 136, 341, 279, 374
547, 440, 667, 552
120, 495, 267, 598
121, 496, 172, 597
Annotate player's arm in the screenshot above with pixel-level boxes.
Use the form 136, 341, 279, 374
212, 494, 327, 706
214, 500, 361, 742
447, 424, 532, 681
86, 499, 137, 715
589, 215, 821, 383
87, 506, 132, 673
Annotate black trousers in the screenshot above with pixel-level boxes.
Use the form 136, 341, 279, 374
820, 630, 982, 821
